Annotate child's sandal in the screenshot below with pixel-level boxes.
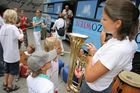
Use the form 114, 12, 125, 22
2, 83, 7, 90
5, 85, 20, 92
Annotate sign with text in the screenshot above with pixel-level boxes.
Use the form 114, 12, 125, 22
135, 31, 140, 52
72, 18, 103, 49
72, 18, 140, 52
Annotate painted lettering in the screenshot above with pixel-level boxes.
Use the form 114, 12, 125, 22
92, 23, 97, 31
75, 19, 103, 32
76, 20, 92, 30
97, 24, 103, 32
135, 32, 140, 43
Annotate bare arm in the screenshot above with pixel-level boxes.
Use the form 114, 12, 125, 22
85, 57, 109, 83
85, 43, 109, 83
51, 21, 57, 30
32, 17, 42, 27
32, 21, 39, 27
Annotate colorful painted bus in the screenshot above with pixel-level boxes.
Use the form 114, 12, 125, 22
42, 0, 140, 52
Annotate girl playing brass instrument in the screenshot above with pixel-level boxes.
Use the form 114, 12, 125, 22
79, 0, 139, 93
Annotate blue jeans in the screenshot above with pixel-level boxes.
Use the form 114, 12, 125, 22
79, 80, 112, 93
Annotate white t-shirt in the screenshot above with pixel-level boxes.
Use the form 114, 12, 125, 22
52, 18, 65, 37
52, 18, 65, 30
87, 37, 137, 91
0, 24, 22, 63
27, 74, 54, 93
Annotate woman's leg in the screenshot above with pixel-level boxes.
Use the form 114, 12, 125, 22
33, 31, 42, 51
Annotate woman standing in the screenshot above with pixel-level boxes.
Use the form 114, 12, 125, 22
51, 13, 65, 55
32, 9, 45, 51
80, 0, 139, 93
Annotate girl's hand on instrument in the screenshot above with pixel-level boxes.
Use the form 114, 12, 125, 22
86, 43, 96, 57
74, 66, 84, 78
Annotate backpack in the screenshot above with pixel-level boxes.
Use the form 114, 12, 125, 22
57, 26, 65, 36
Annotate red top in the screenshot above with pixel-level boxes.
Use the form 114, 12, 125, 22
19, 16, 27, 32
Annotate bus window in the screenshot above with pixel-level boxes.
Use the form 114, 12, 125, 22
76, 0, 98, 19
95, 1, 105, 20
47, 4, 54, 13
43, 4, 48, 13
54, 3, 63, 14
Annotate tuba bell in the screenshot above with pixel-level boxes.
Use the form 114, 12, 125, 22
67, 33, 88, 93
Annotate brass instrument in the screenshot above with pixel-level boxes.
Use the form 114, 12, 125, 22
67, 33, 88, 93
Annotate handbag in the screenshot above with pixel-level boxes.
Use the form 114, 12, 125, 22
57, 26, 65, 36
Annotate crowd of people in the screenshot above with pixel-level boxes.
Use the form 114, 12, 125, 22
0, 4, 73, 92
0, 0, 139, 93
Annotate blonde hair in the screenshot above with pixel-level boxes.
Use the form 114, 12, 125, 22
44, 37, 56, 52
44, 37, 62, 54
3, 9, 17, 24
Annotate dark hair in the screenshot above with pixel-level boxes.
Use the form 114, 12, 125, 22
28, 44, 35, 53
58, 13, 64, 18
0, 5, 9, 16
31, 69, 41, 78
104, 0, 139, 41
36, 9, 42, 13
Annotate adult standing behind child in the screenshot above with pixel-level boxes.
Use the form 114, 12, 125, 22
51, 13, 65, 56
0, 9, 24, 92
32, 9, 45, 51
62, 5, 73, 32
79, 0, 139, 93
18, 9, 30, 48
27, 50, 57, 93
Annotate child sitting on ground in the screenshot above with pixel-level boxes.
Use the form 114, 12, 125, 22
19, 44, 35, 78
27, 50, 57, 93
44, 36, 62, 93
24, 44, 35, 57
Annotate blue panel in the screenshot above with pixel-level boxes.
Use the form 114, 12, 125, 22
76, 0, 98, 19
54, 3, 63, 14
50, 15, 58, 19
72, 18, 140, 52
49, 14, 58, 22
47, 0, 70, 3
72, 18, 103, 49
135, 31, 140, 52
96, 1, 105, 20
96, 7, 103, 20
47, 8, 53, 13
43, 5, 48, 12
47, 0, 51, 3
47, 5, 54, 13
